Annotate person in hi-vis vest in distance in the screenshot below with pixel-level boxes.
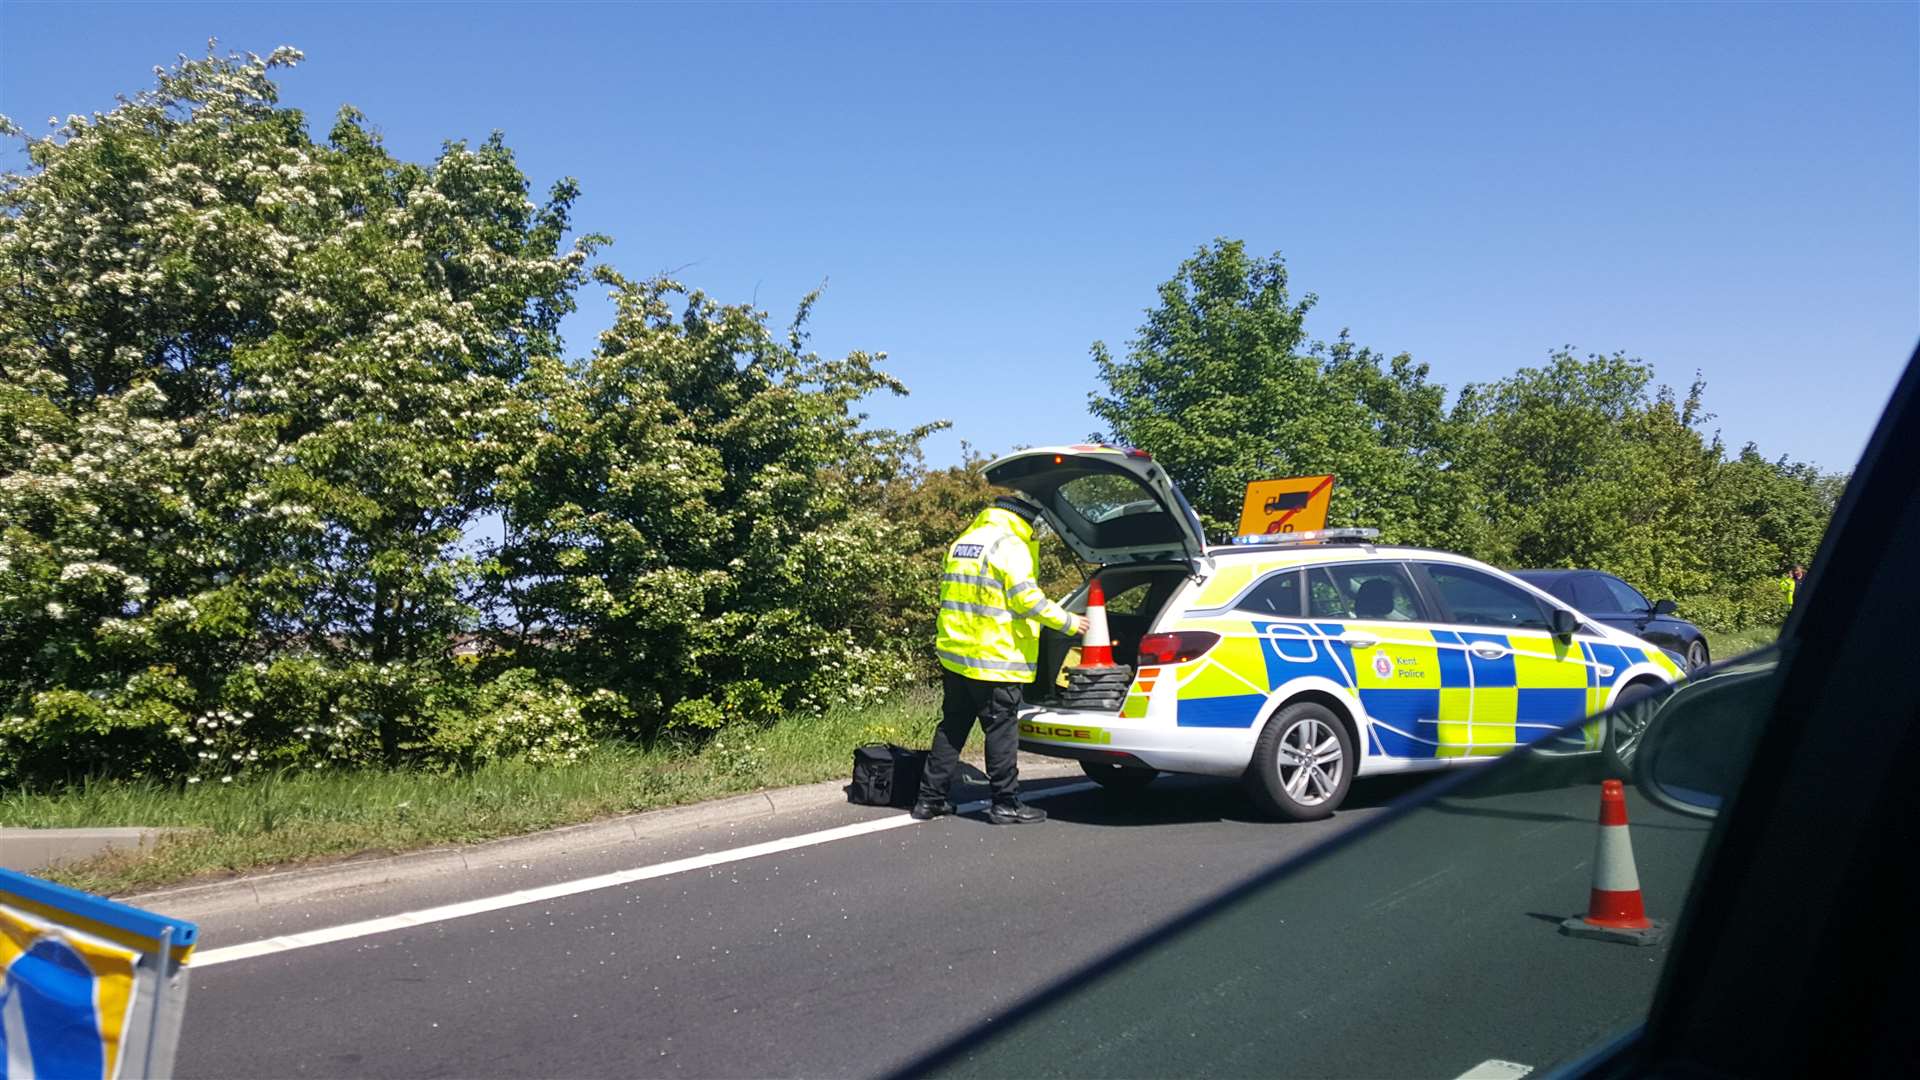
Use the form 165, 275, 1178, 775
1780, 564, 1807, 609
916, 495, 1088, 824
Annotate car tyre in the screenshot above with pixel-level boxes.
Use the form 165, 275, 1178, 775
1080, 761, 1159, 792
1686, 639, 1710, 672
1603, 679, 1665, 778
1245, 701, 1355, 822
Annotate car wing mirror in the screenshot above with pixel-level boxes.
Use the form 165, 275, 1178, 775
1652, 598, 1678, 616
1632, 650, 1780, 819
1549, 607, 1578, 638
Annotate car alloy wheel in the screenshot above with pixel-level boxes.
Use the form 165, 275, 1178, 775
1275, 716, 1344, 807
1604, 680, 1664, 777
1236, 691, 1359, 818
1246, 700, 1356, 821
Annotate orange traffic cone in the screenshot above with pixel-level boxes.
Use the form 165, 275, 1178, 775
1078, 577, 1118, 668
1561, 780, 1667, 945
1058, 578, 1130, 710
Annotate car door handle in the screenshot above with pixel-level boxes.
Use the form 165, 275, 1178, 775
1339, 634, 1379, 649
1469, 641, 1510, 660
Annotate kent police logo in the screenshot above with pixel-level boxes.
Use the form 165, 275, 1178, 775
1372, 653, 1394, 679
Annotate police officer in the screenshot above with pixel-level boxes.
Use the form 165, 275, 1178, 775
913, 494, 1088, 824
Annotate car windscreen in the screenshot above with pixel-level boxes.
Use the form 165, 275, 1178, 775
898, 661, 1777, 1079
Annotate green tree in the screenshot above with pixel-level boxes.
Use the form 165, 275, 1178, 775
1449, 350, 1843, 629
0, 46, 593, 781
1448, 351, 1704, 583
495, 272, 937, 740
1682, 445, 1844, 629
1088, 239, 1460, 543
1087, 240, 1841, 636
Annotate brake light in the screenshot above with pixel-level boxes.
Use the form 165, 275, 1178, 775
1136, 631, 1220, 665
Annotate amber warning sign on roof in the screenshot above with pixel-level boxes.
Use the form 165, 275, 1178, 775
1237, 475, 1335, 536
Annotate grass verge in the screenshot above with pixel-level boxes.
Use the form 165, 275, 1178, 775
7, 627, 1787, 897
1712, 624, 1781, 661
1, 685, 943, 897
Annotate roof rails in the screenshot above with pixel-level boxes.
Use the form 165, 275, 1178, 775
1225, 527, 1380, 549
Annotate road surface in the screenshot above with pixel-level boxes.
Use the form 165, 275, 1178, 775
165, 762, 1708, 1078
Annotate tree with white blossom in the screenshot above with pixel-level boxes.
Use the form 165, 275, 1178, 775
495, 270, 940, 741
2, 45, 949, 786
1, 45, 597, 782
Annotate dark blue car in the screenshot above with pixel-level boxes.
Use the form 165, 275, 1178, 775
1511, 568, 1711, 671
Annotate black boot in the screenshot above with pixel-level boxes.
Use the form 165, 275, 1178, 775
988, 800, 1047, 825
910, 799, 954, 821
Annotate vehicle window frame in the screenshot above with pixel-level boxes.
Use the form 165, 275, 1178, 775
1079, 567, 1188, 619
891, 671, 1722, 1080
1414, 561, 1556, 632
1025, 461, 1192, 555
1628, 347, 1920, 1077
1054, 473, 1164, 526
1198, 553, 1428, 614
1571, 573, 1616, 612
1306, 560, 1432, 623
1600, 573, 1653, 614
1101, 578, 1155, 616
1233, 568, 1305, 618
896, 348, 1920, 1080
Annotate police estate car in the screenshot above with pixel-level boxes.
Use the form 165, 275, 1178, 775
996, 445, 1687, 821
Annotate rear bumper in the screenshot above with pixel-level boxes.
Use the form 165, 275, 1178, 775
1017, 706, 1254, 778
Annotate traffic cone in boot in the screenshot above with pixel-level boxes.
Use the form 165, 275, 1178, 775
1078, 578, 1118, 668
1560, 779, 1667, 945
1059, 578, 1132, 711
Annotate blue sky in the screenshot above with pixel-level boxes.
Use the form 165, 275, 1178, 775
4, 2, 1915, 473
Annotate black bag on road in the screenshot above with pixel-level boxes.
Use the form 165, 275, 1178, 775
849, 743, 925, 808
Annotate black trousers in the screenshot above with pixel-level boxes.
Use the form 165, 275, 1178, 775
918, 668, 1024, 805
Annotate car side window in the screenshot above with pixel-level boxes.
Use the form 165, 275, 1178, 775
1424, 564, 1553, 630
1307, 570, 1347, 618
1102, 580, 1152, 615
1308, 563, 1427, 622
1237, 570, 1303, 617
1601, 574, 1651, 614
1571, 574, 1616, 612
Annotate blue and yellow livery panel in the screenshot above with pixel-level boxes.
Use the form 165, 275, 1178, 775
1032, 609, 1681, 779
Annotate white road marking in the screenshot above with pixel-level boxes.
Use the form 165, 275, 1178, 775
1456, 1060, 1533, 1079
193, 781, 1101, 968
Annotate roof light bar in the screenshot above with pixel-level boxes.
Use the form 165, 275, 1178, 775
1229, 527, 1381, 546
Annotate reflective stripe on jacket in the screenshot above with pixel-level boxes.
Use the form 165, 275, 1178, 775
936, 507, 1074, 683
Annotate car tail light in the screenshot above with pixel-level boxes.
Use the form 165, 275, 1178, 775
1137, 631, 1220, 665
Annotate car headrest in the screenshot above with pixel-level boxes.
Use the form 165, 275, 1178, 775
1354, 579, 1398, 620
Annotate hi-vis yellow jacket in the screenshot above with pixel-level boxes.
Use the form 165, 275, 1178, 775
936, 507, 1075, 683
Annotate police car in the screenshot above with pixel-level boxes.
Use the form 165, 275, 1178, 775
996, 445, 1688, 821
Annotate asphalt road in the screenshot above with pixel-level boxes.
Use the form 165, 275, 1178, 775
170, 761, 1709, 1079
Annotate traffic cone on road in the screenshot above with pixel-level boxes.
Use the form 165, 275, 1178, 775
1560, 780, 1667, 945
1078, 577, 1117, 668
